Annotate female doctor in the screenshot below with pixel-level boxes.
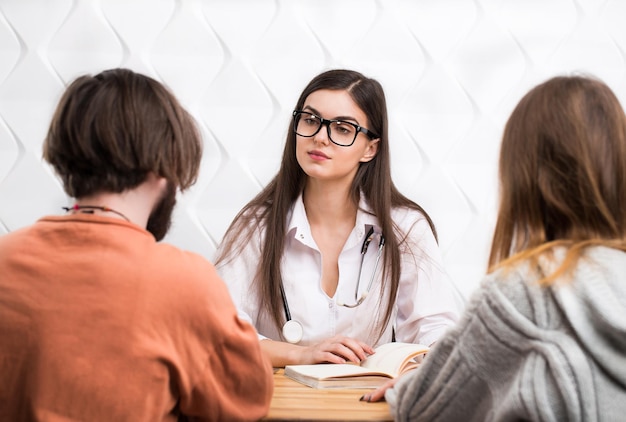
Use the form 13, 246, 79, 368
215, 69, 460, 368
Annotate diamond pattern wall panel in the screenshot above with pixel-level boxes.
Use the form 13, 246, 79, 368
1, 0, 625, 301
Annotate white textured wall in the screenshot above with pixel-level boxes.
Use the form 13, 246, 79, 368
1, 0, 625, 300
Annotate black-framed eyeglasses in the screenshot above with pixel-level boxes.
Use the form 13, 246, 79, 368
292, 110, 379, 147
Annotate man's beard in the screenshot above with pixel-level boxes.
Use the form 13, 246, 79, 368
146, 181, 176, 241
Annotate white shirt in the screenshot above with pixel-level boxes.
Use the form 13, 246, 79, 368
217, 194, 460, 347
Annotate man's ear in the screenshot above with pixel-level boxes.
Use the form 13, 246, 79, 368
360, 139, 380, 163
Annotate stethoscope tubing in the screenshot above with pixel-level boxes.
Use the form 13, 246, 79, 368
279, 278, 292, 321
281, 226, 384, 343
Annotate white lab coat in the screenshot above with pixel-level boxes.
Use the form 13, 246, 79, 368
216, 193, 460, 347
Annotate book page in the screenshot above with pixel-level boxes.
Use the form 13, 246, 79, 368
286, 363, 394, 380
360, 342, 429, 377
284, 342, 430, 389
284, 364, 395, 389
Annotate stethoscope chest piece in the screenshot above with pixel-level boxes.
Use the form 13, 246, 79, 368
282, 319, 303, 344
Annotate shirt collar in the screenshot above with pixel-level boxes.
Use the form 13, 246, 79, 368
287, 191, 381, 247
287, 192, 314, 247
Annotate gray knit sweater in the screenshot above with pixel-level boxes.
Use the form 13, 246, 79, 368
386, 246, 626, 421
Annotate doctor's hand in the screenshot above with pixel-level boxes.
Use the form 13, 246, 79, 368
302, 335, 375, 364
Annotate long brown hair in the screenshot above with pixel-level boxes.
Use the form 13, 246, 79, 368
216, 69, 436, 340
488, 75, 626, 282
43, 68, 202, 197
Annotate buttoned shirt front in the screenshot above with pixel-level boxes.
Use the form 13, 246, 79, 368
217, 194, 460, 347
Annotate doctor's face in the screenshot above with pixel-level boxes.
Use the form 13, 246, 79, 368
294, 89, 379, 185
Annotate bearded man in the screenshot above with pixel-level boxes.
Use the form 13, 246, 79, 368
0, 68, 273, 421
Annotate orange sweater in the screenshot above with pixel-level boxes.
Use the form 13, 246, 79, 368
0, 214, 273, 421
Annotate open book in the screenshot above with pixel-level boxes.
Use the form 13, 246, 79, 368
284, 342, 429, 389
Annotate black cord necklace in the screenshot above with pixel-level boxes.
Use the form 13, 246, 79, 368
63, 204, 131, 222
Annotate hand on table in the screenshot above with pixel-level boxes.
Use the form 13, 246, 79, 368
359, 347, 435, 403
360, 378, 397, 403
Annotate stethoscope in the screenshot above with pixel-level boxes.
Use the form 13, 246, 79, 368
280, 226, 386, 344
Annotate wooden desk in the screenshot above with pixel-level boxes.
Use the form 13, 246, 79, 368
265, 369, 392, 421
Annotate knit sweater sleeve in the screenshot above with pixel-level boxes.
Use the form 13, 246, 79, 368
386, 266, 597, 422
385, 280, 495, 422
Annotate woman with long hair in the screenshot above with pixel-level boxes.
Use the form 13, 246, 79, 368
369, 75, 626, 421
215, 69, 460, 367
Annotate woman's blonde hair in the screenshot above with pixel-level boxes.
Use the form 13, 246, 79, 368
489, 75, 626, 282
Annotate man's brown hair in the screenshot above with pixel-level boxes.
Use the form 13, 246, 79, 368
43, 68, 202, 198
